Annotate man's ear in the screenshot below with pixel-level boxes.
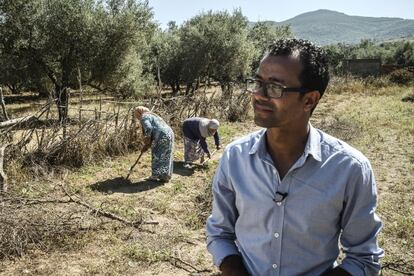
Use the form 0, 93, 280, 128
303, 91, 320, 112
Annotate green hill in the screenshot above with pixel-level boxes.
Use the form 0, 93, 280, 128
257, 9, 414, 45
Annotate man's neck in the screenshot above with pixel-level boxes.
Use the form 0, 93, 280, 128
265, 122, 310, 179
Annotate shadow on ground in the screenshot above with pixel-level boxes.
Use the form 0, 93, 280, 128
89, 177, 164, 194
173, 161, 208, 176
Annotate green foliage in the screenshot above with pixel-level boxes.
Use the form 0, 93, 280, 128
394, 41, 414, 66
0, 0, 42, 93
179, 10, 255, 89
0, 2, 293, 98
324, 40, 414, 74
324, 43, 354, 74
248, 22, 293, 72
149, 24, 183, 94
89, 0, 157, 98
0, 0, 156, 98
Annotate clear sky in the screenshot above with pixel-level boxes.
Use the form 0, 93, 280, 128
148, 0, 414, 29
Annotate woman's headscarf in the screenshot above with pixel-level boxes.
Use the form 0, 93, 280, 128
135, 106, 150, 118
199, 118, 220, 138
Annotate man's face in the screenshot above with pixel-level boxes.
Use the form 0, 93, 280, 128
252, 55, 308, 128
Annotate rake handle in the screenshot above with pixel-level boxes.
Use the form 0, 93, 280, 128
125, 150, 144, 180
201, 149, 217, 165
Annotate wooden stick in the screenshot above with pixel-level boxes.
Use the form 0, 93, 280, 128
125, 150, 144, 180
0, 116, 38, 129
0, 144, 10, 192
201, 149, 217, 166
39, 100, 51, 148
115, 105, 120, 128
60, 184, 158, 227
99, 96, 102, 120
78, 67, 83, 123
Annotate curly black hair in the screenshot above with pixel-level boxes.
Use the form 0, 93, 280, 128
265, 39, 330, 97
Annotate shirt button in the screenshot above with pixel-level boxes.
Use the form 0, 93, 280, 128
274, 232, 280, 238
272, 264, 278, 269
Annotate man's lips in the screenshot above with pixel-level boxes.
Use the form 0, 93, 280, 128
254, 103, 273, 112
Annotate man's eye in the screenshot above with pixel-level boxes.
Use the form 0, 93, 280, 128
268, 83, 282, 89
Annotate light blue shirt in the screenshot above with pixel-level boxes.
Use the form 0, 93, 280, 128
206, 125, 384, 276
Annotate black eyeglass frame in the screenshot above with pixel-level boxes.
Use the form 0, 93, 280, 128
245, 78, 311, 99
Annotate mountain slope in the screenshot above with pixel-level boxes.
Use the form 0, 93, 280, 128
259, 9, 414, 45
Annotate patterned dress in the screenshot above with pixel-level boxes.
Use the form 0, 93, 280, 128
183, 136, 204, 163
140, 113, 174, 180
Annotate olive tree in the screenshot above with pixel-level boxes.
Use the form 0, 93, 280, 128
248, 22, 293, 72
179, 10, 256, 94
0, 0, 156, 121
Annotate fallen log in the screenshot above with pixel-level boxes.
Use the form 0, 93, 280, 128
0, 115, 38, 129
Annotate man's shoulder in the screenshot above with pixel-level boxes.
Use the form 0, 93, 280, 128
317, 128, 370, 167
224, 129, 264, 154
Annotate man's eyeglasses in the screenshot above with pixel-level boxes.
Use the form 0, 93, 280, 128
245, 78, 310, 99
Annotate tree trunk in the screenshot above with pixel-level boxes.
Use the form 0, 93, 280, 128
0, 87, 10, 122
176, 83, 180, 94
6, 84, 21, 94
171, 84, 177, 96
156, 59, 162, 100
195, 78, 200, 91
171, 82, 181, 96
221, 83, 233, 99
55, 85, 69, 123
185, 83, 192, 95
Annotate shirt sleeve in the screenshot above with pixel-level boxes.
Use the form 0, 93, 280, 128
206, 153, 240, 267
339, 159, 384, 276
140, 116, 153, 138
214, 132, 220, 147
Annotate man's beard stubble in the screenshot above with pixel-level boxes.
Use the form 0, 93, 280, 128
252, 99, 279, 128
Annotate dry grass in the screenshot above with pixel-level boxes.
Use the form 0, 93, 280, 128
313, 80, 414, 275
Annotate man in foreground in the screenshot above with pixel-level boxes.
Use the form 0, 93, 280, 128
206, 39, 384, 275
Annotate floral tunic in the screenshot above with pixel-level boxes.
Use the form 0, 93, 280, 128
140, 113, 174, 180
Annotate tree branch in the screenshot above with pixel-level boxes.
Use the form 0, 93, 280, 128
59, 184, 158, 228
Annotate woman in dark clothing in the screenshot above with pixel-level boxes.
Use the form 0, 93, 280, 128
182, 117, 221, 165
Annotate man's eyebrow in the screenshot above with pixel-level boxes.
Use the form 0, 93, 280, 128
254, 74, 285, 84
269, 77, 285, 84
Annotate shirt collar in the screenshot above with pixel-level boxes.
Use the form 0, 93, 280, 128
248, 124, 322, 162
249, 129, 267, 155
304, 124, 322, 162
